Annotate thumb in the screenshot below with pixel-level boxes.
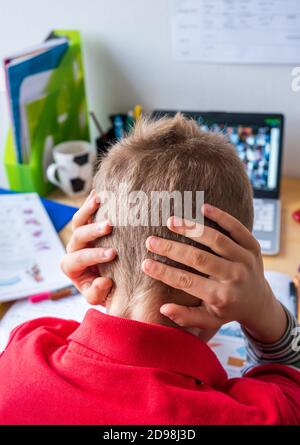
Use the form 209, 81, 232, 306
160, 303, 221, 330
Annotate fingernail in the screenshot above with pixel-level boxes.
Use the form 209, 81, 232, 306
103, 248, 114, 258
149, 237, 159, 250
203, 203, 213, 214
160, 307, 174, 320
81, 282, 91, 291
95, 193, 101, 204
142, 259, 153, 272
98, 221, 108, 232
87, 189, 95, 201
171, 216, 183, 227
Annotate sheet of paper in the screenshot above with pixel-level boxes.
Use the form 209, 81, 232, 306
171, 0, 300, 64
209, 321, 245, 378
265, 270, 294, 313
210, 271, 295, 378
0, 294, 103, 352
0, 193, 70, 302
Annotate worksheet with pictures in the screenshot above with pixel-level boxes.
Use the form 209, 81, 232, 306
0, 193, 70, 302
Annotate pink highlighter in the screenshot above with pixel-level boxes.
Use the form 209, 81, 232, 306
29, 286, 79, 303
292, 209, 300, 223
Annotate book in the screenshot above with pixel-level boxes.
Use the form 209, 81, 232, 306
0, 188, 78, 232
0, 193, 71, 302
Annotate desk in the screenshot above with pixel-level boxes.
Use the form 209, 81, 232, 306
49, 177, 300, 276
0, 177, 299, 321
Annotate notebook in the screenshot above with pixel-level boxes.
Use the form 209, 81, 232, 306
0, 192, 71, 302
0, 188, 78, 232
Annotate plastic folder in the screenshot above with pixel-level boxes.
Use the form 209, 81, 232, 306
4, 30, 90, 196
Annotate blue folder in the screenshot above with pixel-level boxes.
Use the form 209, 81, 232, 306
0, 188, 78, 232
5, 39, 68, 162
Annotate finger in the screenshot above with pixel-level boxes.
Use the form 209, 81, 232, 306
71, 191, 100, 231
60, 247, 116, 277
142, 259, 219, 304
146, 236, 232, 279
160, 303, 221, 329
167, 216, 248, 262
202, 204, 259, 253
67, 220, 112, 253
71, 269, 102, 292
82, 277, 113, 306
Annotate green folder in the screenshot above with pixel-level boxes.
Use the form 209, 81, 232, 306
4, 30, 90, 196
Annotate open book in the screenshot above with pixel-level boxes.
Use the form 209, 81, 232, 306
0, 193, 71, 302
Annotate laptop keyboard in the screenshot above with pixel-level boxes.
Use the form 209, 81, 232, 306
253, 200, 275, 232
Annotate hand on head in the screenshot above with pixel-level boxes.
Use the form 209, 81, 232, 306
61, 192, 287, 344
60, 190, 116, 306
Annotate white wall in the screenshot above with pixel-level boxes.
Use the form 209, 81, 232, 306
0, 0, 299, 178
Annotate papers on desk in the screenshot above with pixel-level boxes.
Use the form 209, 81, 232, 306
209, 270, 297, 377
0, 294, 101, 352
171, 0, 300, 64
0, 259, 297, 376
209, 322, 246, 378
0, 193, 70, 302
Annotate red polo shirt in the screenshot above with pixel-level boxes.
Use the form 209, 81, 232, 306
0, 309, 300, 424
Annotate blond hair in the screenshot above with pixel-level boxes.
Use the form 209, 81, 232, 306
93, 113, 253, 309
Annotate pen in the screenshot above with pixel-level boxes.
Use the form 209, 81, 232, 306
125, 110, 134, 132
113, 115, 124, 139
133, 104, 142, 121
29, 285, 79, 303
289, 281, 297, 317
293, 275, 300, 320
89, 111, 104, 137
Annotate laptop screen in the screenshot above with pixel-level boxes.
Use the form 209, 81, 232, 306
153, 111, 284, 199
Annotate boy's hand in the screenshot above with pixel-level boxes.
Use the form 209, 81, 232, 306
60, 190, 115, 305
143, 204, 287, 344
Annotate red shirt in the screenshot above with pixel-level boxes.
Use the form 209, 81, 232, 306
0, 309, 300, 424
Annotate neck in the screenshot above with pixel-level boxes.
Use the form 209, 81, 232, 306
106, 289, 202, 336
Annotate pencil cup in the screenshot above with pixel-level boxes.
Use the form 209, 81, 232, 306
47, 141, 95, 196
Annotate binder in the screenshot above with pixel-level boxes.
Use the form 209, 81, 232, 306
4, 30, 90, 196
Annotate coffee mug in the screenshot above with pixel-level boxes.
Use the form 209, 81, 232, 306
47, 141, 95, 196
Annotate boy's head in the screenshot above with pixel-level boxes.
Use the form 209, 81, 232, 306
93, 113, 253, 324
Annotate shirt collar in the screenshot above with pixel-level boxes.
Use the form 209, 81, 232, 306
68, 309, 227, 387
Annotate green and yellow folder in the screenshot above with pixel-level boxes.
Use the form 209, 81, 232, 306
4, 30, 90, 196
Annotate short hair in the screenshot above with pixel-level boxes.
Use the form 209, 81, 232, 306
93, 113, 253, 306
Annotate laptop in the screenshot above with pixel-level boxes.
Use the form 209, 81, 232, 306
153, 110, 284, 255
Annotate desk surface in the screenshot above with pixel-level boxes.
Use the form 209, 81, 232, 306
49, 177, 300, 277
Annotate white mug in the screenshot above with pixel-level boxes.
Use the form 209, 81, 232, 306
47, 141, 95, 196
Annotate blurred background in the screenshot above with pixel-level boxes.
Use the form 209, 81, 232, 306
0, 0, 299, 180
